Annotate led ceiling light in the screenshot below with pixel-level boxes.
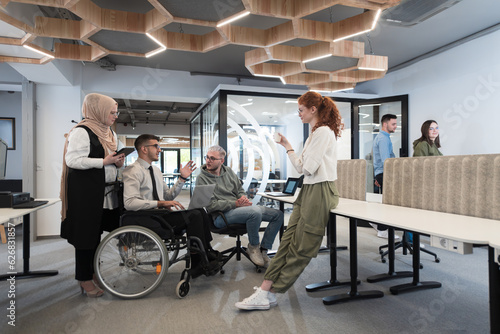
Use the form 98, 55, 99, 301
333, 9, 381, 42
254, 74, 286, 85
145, 33, 166, 58
303, 54, 332, 63
358, 67, 386, 71
216, 11, 250, 27
23, 44, 54, 58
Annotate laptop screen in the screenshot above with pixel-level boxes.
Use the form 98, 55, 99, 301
283, 178, 299, 194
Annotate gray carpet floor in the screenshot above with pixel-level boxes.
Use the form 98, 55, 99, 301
0, 199, 491, 334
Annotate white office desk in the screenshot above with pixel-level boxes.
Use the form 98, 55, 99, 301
0, 198, 61, 280
315, 198, 500, 333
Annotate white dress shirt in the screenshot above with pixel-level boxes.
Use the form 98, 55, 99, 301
122, 158, 184, 211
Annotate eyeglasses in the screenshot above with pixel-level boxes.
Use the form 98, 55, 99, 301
429, 127, 439, 131
110, 111, 120, 117
144, 144, 161, 149
204, 155, 221, 161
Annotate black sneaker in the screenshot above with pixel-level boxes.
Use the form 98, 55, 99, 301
189, 263, 205, 279
207, 249, 222, 261
203, 260, 221, 276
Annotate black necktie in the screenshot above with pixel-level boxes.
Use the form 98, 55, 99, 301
149, 166, 160, 201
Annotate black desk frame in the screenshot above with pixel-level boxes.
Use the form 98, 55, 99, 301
1, 212, 58, 280
307, 212, 384, 304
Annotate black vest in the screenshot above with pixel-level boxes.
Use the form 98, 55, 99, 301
61, 125, 106, 249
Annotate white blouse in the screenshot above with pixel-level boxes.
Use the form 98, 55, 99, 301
65, 127, 122, 209
288, 126, 338, 185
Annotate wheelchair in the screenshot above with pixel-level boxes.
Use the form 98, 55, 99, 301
93, 209, 216, 300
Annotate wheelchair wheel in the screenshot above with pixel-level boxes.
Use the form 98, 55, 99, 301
175, 279, 190, 299
94, 225, 168, 299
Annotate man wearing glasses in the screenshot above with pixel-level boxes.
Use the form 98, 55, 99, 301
122, 134, 220, 278
196, 145, 284, 268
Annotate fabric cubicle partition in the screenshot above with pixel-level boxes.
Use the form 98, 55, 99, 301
336, 159, 366, 201
383, 154, 500, 220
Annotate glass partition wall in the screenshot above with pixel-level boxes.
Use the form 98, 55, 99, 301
191, 90, 353, 203
353, 95, 409, 193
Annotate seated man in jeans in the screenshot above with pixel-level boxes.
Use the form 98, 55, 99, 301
195, 145, 284, 267
122, 134, 220, 278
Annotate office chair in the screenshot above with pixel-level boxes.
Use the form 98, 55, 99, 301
208, 211, 263, 273
379, 231, 440, 268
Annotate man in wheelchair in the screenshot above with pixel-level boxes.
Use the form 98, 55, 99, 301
122, 134, 220, 278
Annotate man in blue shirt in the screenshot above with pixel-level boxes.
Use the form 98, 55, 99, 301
372, 114, 398, 238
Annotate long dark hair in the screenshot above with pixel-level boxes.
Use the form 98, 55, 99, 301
415, 120, 441, 148
298, 91, 343, 138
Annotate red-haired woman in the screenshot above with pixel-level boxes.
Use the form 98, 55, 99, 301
236, 91, 343, 310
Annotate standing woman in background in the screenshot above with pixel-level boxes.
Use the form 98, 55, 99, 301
235, 91, 342, 310
408, 119, 442, 244
413, 120, 443, 157
60, 93, 125, 297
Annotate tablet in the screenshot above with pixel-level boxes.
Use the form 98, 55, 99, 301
114, 147, 135, 157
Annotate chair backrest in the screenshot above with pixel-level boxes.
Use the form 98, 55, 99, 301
336, 159, 367, 201
383, 154, 500, 219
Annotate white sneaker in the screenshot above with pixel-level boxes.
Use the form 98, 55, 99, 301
377, 230, 388, 238
268, 291, 277, 307
261, 250, 270, 268
247, 243, 265, 266
235, 287, 270, 310
377, 230, 401, 240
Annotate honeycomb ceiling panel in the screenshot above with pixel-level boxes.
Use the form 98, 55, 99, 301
231, 14, 290, 30
163, 23, 215, 36
281, 39, 322, 48
305, 56, 359, 72
158, 0, 245, 21
0, 0, 401, 91
302, 5, 364, 22
91, 0, 154, 14
106, 44, 255, 75
89, 30, 158, 54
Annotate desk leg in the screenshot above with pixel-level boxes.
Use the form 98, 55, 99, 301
306, 213, 352, 292
389, 233, 441, 294
322, 218, 383, 304
0, 214, 58, 280
488, 246, 500, 334
367, 227, 412, 283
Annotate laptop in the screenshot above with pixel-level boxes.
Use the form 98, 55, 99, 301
265, 177, 300, 197
187, 184, 216, 210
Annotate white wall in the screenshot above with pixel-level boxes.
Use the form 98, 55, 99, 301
356, 29, 500, 156
35, 84, 83, 236
0, 91, 22, 179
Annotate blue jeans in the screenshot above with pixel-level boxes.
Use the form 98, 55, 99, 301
214, 206, 284, 250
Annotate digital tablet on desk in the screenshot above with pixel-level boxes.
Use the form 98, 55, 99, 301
265, 177, 299, 197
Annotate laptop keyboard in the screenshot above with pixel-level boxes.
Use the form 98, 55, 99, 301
12, 200, 49, 209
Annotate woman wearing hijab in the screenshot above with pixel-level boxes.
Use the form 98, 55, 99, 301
60, 93, 125, 297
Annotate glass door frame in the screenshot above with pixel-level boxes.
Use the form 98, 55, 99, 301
352, 94, 409, 159
163, 148, 181, 173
